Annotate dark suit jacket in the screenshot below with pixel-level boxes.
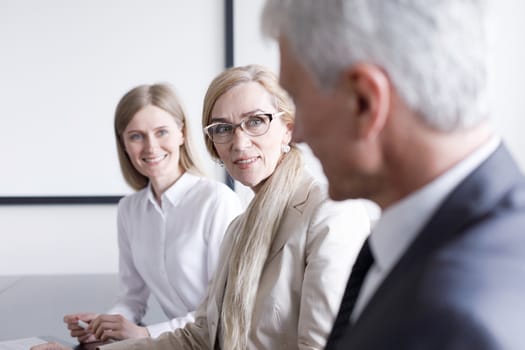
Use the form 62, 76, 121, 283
334, 144, 525, 350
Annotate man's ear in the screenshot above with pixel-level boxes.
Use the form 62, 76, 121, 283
340, 63, 391, 140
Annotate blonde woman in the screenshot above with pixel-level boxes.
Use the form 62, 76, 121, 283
62, 84, 242, 342
33, 67, 368, 350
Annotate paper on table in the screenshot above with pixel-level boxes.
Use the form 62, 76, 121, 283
0, 337, 48, 350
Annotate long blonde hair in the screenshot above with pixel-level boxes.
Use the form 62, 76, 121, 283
114, 83, 204, 190
202, 65, 303, 349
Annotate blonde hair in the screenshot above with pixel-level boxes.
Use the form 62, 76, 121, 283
202, 65, 303, 349
114, 83, 204, 190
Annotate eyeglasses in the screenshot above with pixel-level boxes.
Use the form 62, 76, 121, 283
204, 111, 284, 144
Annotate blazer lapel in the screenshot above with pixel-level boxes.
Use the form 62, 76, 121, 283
266, 173, 314, 263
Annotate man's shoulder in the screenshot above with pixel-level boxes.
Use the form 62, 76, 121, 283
343, 234, 525, 349
411, 180, 525, 306
383, 214, 525, 348
342, 194, 525, 348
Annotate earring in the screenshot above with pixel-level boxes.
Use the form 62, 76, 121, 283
281, 144, 291, 154
215, 159, 224, 167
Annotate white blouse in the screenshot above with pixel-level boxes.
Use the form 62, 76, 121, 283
107, 172, 243, 338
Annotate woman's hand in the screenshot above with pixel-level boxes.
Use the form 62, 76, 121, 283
63, 312, 99, 343
89, 313, 150, 341
30, 342, 72, 350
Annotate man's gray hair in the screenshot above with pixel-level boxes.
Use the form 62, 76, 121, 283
262, 0, 489, 132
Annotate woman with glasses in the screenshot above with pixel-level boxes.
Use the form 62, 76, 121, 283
60, 83, 242, 343
33, 66, 369, 350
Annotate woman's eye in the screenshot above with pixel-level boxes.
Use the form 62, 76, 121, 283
157, 129, 168, 137
214, 124, 233, 135
129, 133, 143, 141
245, 116, 265, 128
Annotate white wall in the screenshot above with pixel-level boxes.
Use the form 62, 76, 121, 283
0, 0, 224, 196
486, 1, 525, 164
2, 1, 525, 275
0, 205, 118, 274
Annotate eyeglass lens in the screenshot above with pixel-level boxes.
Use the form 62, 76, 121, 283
208, 113, 272, 143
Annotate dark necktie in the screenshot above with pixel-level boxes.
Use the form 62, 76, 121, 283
325, 238, 374, 349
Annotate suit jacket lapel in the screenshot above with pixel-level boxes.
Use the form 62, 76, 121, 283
352, 144, 522, 331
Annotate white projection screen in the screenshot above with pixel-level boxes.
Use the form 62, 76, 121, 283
0, 0, 224, 199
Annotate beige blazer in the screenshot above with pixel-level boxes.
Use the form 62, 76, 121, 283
103, 172, 370, 350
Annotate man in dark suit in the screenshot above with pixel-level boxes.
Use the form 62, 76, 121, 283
262, 0, 525, 349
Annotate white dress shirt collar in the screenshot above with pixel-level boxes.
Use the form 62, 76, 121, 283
145, 172, 200, 210
371, 136, 501, 274
351, 137, 501, 320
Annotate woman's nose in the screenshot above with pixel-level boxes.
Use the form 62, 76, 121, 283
231, 127, 252, 150
144, 135, 159, 151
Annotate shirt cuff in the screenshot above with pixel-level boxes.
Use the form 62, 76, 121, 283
146, 322, 173, 338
